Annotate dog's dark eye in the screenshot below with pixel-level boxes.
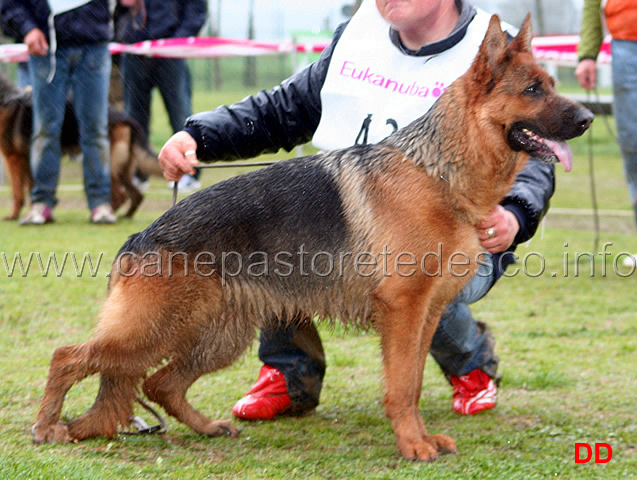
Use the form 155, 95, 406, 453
524, 84, 542, 96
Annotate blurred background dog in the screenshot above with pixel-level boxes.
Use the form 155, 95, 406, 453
0, 71, 161, 220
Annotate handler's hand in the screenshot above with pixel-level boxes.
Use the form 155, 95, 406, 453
575, 59, 597, 90
158, 131, 199, 181
476, 205, 520, 254
24, 28, 48, 56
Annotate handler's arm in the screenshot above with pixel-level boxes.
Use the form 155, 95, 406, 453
0, 0, 39, 41
188, 23, 346, 159
158, 23, 346, 179
500, 158, 556, 246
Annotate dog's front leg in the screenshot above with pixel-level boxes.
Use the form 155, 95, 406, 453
375, 288, 456, 462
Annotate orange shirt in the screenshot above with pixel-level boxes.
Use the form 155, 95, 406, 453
604, 0, 637, 41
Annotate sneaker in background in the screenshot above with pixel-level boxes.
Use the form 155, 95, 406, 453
132, 175, 150, 194
168, 174, 201, 193
19, 203, 54, 225
90, 204, 117, 224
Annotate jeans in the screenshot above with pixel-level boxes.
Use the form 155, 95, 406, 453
259, 255, 498, 411
17, 62, 30, 88
28, 44, 111, 210
121, 55, 199, 179
611, 39, 637, 226
429, 254, 499, 378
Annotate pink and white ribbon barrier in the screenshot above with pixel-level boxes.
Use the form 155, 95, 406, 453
0, 35, 611, 66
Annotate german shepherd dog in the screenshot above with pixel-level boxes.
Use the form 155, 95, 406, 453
0, 72, 160, 220
31, 16, 593, 461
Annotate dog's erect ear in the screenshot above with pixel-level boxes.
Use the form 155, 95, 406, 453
481, 14, 508, 62
510, 12, 533, 53
471, 14, 508, 90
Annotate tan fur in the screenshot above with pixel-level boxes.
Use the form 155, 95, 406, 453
109, 123, 162, 218
31, 15, 592, 462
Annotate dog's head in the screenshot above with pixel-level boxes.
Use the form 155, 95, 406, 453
469, 13, 593, 172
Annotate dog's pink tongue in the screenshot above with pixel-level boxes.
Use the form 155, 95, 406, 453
545, 139, 573, 172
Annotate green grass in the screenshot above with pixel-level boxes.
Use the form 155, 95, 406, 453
0, 87, 636, 479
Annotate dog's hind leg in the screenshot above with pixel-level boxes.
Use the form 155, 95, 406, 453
109, 124, 132, 214
65, 373, 140, 441
109, 123, 145, 217
3, 152, 30, 220
143, 359, 239, 438
119, 170, 143, 218
32, 341, 146, 443
142, 315, 254, 438
33, 271, 174, 443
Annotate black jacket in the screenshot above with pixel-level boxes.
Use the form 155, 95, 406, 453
0, 0, 112, 47
184, 21, 555, 280
115, 0, 207, 43
183, 23, 345, 162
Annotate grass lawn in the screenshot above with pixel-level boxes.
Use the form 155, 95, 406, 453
0, 87, 635, 479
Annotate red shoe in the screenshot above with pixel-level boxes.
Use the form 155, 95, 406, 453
232, 365, 291, 420
450, 368, 497, 415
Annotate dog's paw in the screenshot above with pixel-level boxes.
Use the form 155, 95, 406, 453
397, 433, 457, 462
430, 433, 457, 455
202, 420, 240, 438
397, 437, 440, 462
32, 422, 72, 444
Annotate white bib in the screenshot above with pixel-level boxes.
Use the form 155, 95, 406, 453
313, 1, 506, 150
47, 0, 91, 15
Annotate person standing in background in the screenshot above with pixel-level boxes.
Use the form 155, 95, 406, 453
0, 0, 116, 224
116, 0, 207, 193
576, 0, 637, 266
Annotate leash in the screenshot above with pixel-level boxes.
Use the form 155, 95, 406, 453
171, 160, 277, 207
586, 89, 601, 256
586, 87, 622, 255
121, 397, 168, 436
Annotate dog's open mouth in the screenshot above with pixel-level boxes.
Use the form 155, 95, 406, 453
508, 125, 573, 172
